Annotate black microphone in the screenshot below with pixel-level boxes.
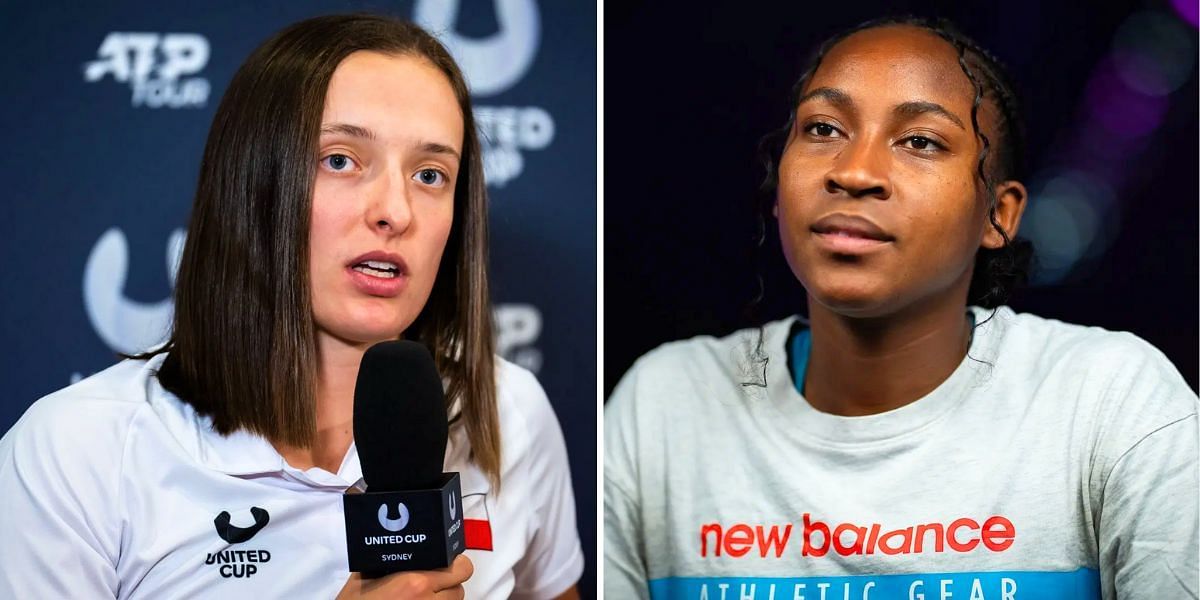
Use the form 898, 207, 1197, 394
343, 341, 466, 574
354, 340, 447, 491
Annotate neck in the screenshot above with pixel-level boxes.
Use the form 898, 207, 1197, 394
275, 331, 370, 473
802, 288, 973, 417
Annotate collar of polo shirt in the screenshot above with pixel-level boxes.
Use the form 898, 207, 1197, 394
142, 354, 367, 491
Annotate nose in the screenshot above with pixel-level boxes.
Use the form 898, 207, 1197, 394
824, 136, 891, 200
364, 169, 413, 235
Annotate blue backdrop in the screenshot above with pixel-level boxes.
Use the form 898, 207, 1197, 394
0, 1, 596, 596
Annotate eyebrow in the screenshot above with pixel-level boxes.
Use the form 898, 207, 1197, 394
320, 122, 376, 140
419, 142, 461, 162
320, 122, 461, 161
893, 101, 966, 131
796, 87, 855, 111
796, 88, 967, 131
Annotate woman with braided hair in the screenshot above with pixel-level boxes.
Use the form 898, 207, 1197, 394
605, 16, 1197, 599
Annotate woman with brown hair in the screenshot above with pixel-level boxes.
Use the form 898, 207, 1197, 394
0, 14, 581, 599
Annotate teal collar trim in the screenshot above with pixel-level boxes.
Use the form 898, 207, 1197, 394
790, 327, 811, 395
789, 311, 976, 395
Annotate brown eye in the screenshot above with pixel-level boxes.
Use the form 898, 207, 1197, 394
900, 136, 943, 152
807, 123, 839, 137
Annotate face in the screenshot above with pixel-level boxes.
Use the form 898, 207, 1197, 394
309, 51, 463, 346
777, 26, 1019, 318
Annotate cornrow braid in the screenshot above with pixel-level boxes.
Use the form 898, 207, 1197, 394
755, 15, 1034, 311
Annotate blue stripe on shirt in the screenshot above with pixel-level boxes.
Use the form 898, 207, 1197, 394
649, 568, 1100, 599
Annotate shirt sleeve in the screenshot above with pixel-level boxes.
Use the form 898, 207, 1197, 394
604, 362, 651, 600
1091, 337, 1200, 600
509, 368, 584, 600
1098, 414, 1199, 599
0, 394, 127, 598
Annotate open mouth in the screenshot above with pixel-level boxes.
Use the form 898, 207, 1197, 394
351, 260, 402, 279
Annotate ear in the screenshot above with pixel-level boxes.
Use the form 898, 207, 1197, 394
981, 180, 1027, 249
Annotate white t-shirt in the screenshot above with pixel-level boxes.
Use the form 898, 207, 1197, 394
605, 306, 1198, 600
0, 353, 583, 599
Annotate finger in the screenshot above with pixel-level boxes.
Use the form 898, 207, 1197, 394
451, 554, 474, 584
336, 573, 362, 599
434, 584, 465, 600
427, 555, 474, 590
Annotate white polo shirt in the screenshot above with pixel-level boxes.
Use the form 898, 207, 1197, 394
0, 353, 583, 599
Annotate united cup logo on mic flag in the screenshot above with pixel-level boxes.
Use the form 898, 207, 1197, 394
377, 503, 411, 532
449, 493, 457, 520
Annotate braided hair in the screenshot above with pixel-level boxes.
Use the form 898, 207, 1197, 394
757, 16, 1034, 309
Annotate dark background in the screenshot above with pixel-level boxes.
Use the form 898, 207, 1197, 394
0, 1, 596, 596
605, 0, 1198, 396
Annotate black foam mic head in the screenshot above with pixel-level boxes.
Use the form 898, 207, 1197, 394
353, 340, 448, 492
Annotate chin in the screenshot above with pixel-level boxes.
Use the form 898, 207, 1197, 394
322, 309, 413, 346
798, 271, 899, 319
325, 324, 403, 346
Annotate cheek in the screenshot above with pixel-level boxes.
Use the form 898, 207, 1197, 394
774, 152, 822, 260
412, 200, 456, 282
308, 188, 354, 274
889, 175, 987, 295
906, 175, 985, 248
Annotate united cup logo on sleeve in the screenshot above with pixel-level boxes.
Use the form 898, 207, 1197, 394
415, 0, 554, 188
84, 33, 211, 108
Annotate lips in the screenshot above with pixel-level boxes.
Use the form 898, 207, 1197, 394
347, 251, 409, 277
810, 214, 894, 241
345, 251, 409, 297
809, 213, 894, 254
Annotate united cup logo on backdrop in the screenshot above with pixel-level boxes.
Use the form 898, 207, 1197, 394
416, 0, 555, 188
83, 227, 185, 356
84, 32, 211, 108
78, 4, 550, 380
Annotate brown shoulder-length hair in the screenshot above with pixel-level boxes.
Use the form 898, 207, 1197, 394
139, 14, 500, 485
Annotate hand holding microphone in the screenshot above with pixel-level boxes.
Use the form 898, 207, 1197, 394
341, 341, 470, 587
336, 554, 473, 599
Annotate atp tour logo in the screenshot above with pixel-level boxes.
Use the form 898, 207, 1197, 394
84, 32, 211, 109
378, 502, 411, 532
415, 0, 554, 188
79, 228, 544, 380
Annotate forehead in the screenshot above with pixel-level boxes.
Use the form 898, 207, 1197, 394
322, 51, 463, 150
805, 25, 975, 113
